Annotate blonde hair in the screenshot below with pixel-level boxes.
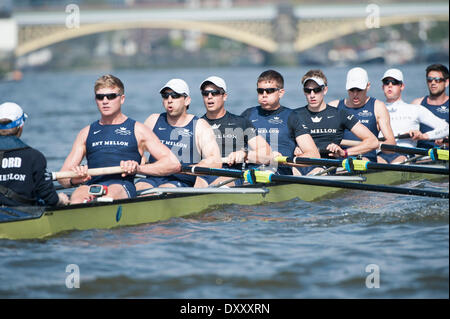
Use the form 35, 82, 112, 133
94, 74, 124, 95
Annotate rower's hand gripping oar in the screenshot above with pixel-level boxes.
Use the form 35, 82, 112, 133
51, 166, 125, 181
380, 144, 449, 161
184, 165, 448, 199
275, 156, 449, 175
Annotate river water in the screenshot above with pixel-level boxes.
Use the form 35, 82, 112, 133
0, 63, 448, 300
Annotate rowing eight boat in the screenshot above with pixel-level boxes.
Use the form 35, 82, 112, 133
0, 166, 448, 240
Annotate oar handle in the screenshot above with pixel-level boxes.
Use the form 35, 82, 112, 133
380, 144, 449, 160
52, 166, 125, 181
379, 133, 411, 142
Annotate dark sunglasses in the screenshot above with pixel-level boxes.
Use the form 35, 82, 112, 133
256, 88, 280, 95
349, 88, 364, 93
382, 79, 402, 86
427, 76, 446, 83
201, 89, 223, 97
303, 86, 324, 94
161, 92, 186, 99
95, 93, 122, 100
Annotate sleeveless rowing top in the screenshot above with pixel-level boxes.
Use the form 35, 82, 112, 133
241, 106, 296, 158
241, 105, 298, 175
150, 113, 201, 165
337, 97, 378, 161
86, 118, 141, 184
418, 96, 449, 149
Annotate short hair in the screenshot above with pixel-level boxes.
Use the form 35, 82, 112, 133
301, 69, 328, 86
257, 70, 284, 88
426, 64, 449, 79
94, 74, 124, 95
0, 119, 20, 136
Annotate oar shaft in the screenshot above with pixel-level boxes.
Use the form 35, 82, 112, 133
380, 144, 428, 155
52, 166, 125, 180
183, 165, 448, 199
364, 161, 448, 175
380, 144, 449, 161
268, 174, 448, 199
182, 165, 242, 178
283, 156, 449, 175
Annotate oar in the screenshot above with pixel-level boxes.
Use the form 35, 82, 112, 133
51, 166, 125, 181
380, 144, 449, 161
341, 133, 410, 147
341, 133, 443, 147
378, 133, 412, 141
183, 166, 448, 199
276, 156, 449, 175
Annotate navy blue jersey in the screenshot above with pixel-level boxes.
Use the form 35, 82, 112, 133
241, 105, 308, 175
150, 113, 201, 165
418, 96, 449, 149
148, 113, 200, 185
241, 106, 306, 157
293, 105, 359, 151
1, 136, 59, 206
202, 111, 256, 155
86, 118, 141, 184
337, 97, 379, 161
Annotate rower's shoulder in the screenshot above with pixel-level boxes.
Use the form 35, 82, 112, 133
143, 113, 160, 128
411, 96, 424, 105
240, 106, 257, 117
328, 99, 339, 107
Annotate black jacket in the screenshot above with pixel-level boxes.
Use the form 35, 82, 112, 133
0, 136, 59, 206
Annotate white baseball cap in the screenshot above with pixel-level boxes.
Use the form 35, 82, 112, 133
160, 78, 190, 96
382, 68, 404, 82
0, 102, 28, 129
346, 67, 369, 90
200, 76, 227, 92
302, 76, 326, 87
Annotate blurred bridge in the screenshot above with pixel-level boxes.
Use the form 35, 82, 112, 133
4, 2, 450, 64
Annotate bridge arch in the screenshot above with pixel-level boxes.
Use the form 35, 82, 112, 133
15, 20, 277, 57
295, 15, 449, 52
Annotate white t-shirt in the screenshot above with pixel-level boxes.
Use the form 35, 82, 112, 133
380, 99, 449, 148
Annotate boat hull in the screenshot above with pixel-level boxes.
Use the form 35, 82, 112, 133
0, 170, 447, 240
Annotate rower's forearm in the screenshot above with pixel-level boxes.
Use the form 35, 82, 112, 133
247, 150, 271, 165
198, 157, 223, 169
139, 159, 181, 176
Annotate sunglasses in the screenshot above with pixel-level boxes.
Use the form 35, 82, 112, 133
201, 89, 223, 97
95, 93, 122, 100
382, 79, 402, 86
303, 86, 324, 94
427, 76, 446, 83
161, 92, 186, 99
256, 88, 280, 95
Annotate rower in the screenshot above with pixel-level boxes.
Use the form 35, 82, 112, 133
135, 78, 221, 191
411, 64, 449, 149
329, 67, 396, 161
379, 68, 449, 163
293, 69, 378, 169
240, 69, 320, 175
200, 75, 272, 186
59, 74, 180, 204
0, 102, 68, 206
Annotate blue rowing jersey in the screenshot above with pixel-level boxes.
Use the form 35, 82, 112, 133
241, 105, 300, 175
337, 97, 379, 161
149, 113, 201, 165
418, 96, 449, 149
148, 113, 200, 184
86, 118, 141, 184
241, 106, 296, 157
